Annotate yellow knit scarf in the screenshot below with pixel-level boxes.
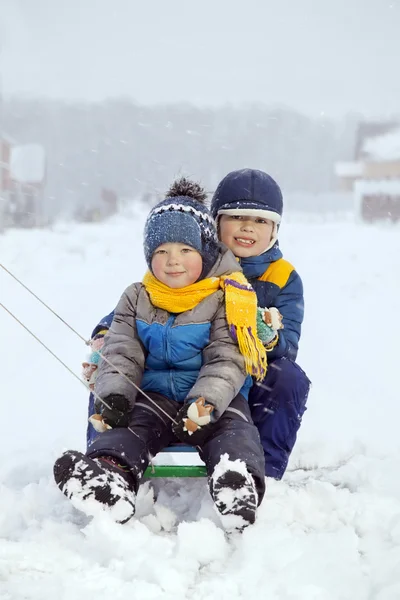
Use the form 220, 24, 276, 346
142, 271, 267, 380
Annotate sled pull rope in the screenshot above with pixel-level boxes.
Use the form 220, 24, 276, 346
0, 262, 89, 345
0, 302, 149, 442
0, 264, 178, 426
0, 300, 177, 427
0, 300, 111, 409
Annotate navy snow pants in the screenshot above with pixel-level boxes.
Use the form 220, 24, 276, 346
87, 392, 266, 504
249, 357, 310, 480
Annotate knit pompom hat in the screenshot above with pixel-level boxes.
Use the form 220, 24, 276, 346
144, 178, 219, 279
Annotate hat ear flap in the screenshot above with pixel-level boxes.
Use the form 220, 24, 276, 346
260, 222, 279, 254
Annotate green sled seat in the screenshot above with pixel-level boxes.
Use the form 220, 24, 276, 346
144, 444, 207, 478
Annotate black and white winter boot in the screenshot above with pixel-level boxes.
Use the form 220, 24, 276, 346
53, 450, 137, 524
210, 457, 258, 532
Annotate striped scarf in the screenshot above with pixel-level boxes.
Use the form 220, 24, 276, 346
142, 271, 267, 380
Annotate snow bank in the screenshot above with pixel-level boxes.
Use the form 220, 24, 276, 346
1, 211, 400, 599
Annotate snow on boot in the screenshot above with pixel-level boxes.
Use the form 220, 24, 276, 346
53, 450, 136, 524
210, 455, 258, 532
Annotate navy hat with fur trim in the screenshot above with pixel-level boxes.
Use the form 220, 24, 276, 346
210, 168, 283, 252
144, 178, 219, 279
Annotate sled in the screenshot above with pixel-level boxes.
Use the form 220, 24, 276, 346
144, 443, 207, 478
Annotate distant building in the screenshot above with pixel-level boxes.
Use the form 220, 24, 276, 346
0, 138, 47, 229
335, 122, 400, 222
0, 135, 13, 192
0, 135, 14, 229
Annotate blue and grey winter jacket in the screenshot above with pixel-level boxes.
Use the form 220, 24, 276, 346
94, 247, 252, 420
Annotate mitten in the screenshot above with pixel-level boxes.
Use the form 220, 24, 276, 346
89, 393, 131, 431
256, 307, 283, 346
172, 397, 214, 446
82, 335, 105, 390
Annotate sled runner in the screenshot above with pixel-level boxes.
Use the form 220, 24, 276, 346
144, 443, 207, 478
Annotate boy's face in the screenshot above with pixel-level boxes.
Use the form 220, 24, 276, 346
151, 242, 203, 288
219, 215, 274, 257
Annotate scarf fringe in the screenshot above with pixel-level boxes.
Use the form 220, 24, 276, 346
233, 325, 267, 381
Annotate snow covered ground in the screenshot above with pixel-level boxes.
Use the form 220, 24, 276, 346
1, 210, 400, 599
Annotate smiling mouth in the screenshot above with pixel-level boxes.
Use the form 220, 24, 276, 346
235, 237, 255, 245
166, 271, 185, 276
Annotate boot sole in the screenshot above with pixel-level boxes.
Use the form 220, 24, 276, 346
54, 450, 136, 524
211, 469, 258, 531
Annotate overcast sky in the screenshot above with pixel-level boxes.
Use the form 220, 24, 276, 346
1, 0, 400, 118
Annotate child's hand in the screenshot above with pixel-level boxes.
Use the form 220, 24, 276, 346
82, 360, 98, 389
88, 413, 112, 433
82, 336, 105, 390
93, 393, 132, 428
256, 307, 283, 345
173, 397, 214, 445
262, 307, 283, 330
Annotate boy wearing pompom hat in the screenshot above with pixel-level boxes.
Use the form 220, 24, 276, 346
54, 178, 266, 531
211, 168, 311, 480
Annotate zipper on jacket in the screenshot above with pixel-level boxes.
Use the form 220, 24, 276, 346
164, 316, 174, 366
164, 316, 177, 400
170, 370, 178, 401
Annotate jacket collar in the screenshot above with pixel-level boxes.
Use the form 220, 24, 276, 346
239, 242, 283, 280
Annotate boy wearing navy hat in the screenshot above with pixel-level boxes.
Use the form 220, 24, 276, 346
211, 168, 311, 480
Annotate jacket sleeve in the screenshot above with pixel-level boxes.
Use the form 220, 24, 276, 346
185, 302, 247, 420
268, 270, 304, 361
94, 283, 146, 406
91, 310, 115, 338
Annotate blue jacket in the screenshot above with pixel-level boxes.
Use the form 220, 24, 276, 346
239, 243, 304, 361
87, 296, 253, 447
